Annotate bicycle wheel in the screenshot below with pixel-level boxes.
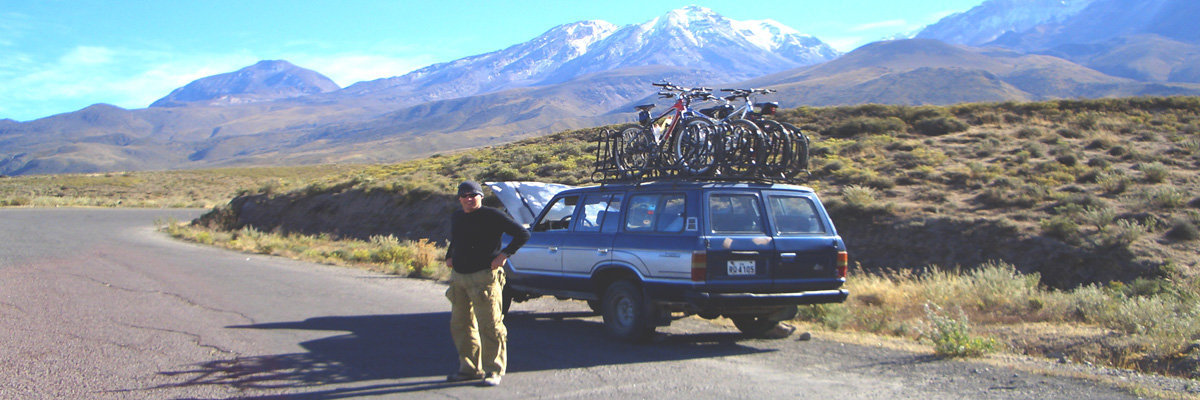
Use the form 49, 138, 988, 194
617, 125, 652, 178
726, 119, 765, 177
780, 122, 810, 177
672, 118, 716, 176
754, 119, 791, 179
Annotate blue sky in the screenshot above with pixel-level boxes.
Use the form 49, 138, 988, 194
0, 0, 983, 121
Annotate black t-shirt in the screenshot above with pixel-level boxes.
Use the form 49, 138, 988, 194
446, 207, 530, 274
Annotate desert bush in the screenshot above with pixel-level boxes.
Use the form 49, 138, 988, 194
796, 303, 852, 330
919, 303, 998, 358
1137, 162, 1170, 183
1097, 219, 1148, 247
913, 117, 969, 136
1016, 126, 1042, 138
1166, 218, 1199, 241
826, 117, 907, 137
1040, 215, 1081, 244
841, 185, 878, 210
1140, 186, 1188, 209
1096, 171, 1130, 195
1081, 206, 1117, 230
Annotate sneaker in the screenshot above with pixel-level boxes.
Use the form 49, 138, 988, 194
480, 372, 502, 387
446, 371, 483, 382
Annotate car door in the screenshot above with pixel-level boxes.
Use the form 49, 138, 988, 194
559, 192, 621, 292
611, 192, 694, 281
509, 194, 578, 285
702, 191, 776, 292
763, 190, 843, 290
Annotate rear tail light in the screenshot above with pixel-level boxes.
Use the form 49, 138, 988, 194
836, 251, 848, 279
691, 251, 707, 282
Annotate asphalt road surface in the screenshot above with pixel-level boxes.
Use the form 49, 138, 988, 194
0, 208, 1166, 399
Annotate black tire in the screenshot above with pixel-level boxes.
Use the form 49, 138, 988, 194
601, 280, 655, 342
780, 122, 810, 177
672, 118, 716, 175
726, 119, 766, 176
730, 315, 780, 337
754, 119, 791, 179
617, 126, 652, 178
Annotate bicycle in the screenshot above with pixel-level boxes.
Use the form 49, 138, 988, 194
616, 82, 716, 178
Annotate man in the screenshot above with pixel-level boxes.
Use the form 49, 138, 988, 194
444, 180, 530, 387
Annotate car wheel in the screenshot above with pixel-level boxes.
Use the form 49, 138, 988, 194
602, 280, 654, 342
730, 315, 780, 337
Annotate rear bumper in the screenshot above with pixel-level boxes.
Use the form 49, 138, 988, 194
684, 289, 849, 309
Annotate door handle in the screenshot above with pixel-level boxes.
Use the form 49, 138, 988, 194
659, 252, 681, 258
548, 247, 558, 253
598, 248, 609, 255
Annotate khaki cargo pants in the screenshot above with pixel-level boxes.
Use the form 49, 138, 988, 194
446, 268, 507, 376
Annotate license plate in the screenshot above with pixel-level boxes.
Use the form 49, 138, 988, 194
727, 260, 756, 276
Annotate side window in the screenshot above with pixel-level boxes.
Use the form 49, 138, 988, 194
655, 194, 686, 233
767, 196, 826, 234
602, 194, 623, 233
709, 194, 765, 234
576, 194, 612, 233
533, 195, 578, 232
625, 193, 686, 233
625, 194, 658, 232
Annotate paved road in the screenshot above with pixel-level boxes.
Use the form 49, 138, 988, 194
0, 208, 1154, 399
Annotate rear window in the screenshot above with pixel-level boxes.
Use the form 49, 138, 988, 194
708, 194, 764, 234
766, 196, 826, 234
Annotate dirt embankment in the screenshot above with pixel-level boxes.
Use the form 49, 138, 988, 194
831, 209, 1157, 288
197, 188, 458, 242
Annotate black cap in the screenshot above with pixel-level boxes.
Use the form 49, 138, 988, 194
457, 181, 483, 197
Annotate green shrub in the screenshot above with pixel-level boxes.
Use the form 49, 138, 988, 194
1098, 219, 1148, 247
1137, 162, 1170, 183
1096, 172, 1130, 194
796, 303, 851, 330
919, 303, 998, 358
1016, 127, 1042, 138
1140, 186, 1188, 209
826, 117, 907, 137
841, 185, 878, 210
1166, 218, 1199, 241
913, 117, 969, 136
1040, 215, 1080, 243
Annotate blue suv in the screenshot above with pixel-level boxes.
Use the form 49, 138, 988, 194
489, 181, 848, 341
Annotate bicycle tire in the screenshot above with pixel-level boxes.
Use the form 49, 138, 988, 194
780, 122, 811, 177
726, 119, 765, 177
672, 117, 716, 176
617, 125, 652, 178
754, 119, 791, 179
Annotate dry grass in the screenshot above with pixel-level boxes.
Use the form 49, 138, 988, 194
161, 219, 449, 281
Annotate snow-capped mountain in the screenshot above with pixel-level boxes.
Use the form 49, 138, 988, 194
544, 5, 838, 84
987, 0, 1200, 50
342, 20, 618, 101
916, 0, 1095, 46
343, 6, 838, 104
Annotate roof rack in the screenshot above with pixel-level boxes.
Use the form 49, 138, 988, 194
589, 127, 812, 185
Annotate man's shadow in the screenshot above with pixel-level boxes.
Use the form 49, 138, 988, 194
157, 310, 770, 398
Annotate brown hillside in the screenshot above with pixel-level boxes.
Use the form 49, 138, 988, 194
199, 96, 1200, 289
